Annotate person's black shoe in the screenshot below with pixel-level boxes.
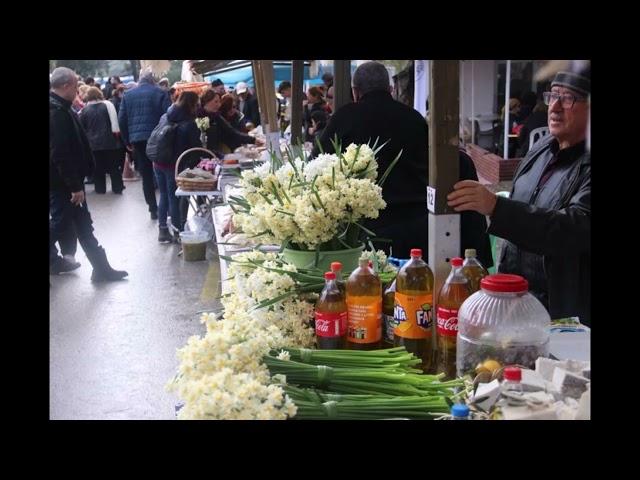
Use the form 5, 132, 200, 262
158, 226, 172, 243
63, 255, 81, 270
87, 246, 128, 283
150, 211, 158, 220
91, 268, 129, 282
50, 257, 81, 275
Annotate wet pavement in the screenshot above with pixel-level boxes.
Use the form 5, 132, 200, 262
50, 178, 221, 419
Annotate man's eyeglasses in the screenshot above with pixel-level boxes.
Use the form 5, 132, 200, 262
543, 91, 586, 109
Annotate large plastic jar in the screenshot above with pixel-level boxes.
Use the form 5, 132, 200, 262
456, 274, 550, 377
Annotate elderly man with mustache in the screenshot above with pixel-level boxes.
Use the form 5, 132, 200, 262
447, 69, 591, 326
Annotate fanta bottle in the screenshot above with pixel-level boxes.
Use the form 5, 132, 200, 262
393, 249, 435, 372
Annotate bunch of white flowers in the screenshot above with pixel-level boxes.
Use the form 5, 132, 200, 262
195, 117, 210, 132
174, 368, 297, 420
167, 251, 315, 420
231, 143, 388, 250
360, 249, 398, 274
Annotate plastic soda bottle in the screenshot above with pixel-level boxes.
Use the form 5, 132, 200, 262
393, 248, 435, 372
346, 258, 382, 350
436, 257, 471, 379
315, 271, 348, 349
330, 261, 346, 296
382, 279, 396, 347
461, 248, 488, 293
382, 259, 407, 346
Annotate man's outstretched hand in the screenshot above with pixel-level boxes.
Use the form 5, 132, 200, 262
447, 180, 497, 216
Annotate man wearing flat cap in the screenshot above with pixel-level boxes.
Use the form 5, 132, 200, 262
447, 69, 591, 326
235, 81, 260, 127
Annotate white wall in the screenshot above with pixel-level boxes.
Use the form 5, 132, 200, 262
460, 60, 497, 132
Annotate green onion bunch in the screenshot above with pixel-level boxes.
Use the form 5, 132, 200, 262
283, 384, 450, 420
272, 347, 423, 373
264, 347, 463, 397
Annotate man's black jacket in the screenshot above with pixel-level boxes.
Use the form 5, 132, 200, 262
311, 90, 492, 266
490, 135, 591, 325
50, 92, 94, 193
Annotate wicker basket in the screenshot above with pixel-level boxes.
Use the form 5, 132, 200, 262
175, 147, 218, 192
172, 82, 211, 98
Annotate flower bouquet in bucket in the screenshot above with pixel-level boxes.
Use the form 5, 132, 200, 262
228, 138, 401, 273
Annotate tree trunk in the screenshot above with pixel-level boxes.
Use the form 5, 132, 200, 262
130, 60, 140, 81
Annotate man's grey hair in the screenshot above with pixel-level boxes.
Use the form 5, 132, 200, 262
139, 67, 157, 84
352, 61, 390, 95
50, 67, 78, 89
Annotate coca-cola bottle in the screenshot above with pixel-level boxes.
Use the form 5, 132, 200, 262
436, 257, 471, 379
330, 261, 346, 296
315, 271, 348, 349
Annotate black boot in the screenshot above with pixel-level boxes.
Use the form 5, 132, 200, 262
87, 246, 128, 282
158, 226, 172, 243
50, 256, 81, 275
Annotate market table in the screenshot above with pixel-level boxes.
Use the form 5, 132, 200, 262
175, 187, 222, 229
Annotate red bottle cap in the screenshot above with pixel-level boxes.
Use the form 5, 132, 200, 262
450, 257, 463, 267
330, 262, 342, 271
410, 248, 422, 257
324, 272, 336, 280
503, 366, 522, 381
480, 274, 528, 293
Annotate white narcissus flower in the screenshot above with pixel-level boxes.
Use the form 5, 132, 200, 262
277, 350, 291, 361
168, 251, 314, 420
195, 117, 210, 132
231, 143, 387, 250
171, 143, 393, 418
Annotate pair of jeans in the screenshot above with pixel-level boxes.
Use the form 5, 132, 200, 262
93, 149, 124, 193
132, 141, 158, 213
49, 189, 101, 266
153, 167, 180, 231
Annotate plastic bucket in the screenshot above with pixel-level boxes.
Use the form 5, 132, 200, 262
180, 231, 208, 261
281, 244, 365, 273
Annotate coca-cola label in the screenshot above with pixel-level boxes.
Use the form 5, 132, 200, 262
436, 307, 459, 337
315, 311, 347, 338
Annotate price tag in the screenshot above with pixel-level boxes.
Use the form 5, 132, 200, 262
427, 186, 436, 213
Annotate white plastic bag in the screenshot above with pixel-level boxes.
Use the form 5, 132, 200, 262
185, 214, 214, 241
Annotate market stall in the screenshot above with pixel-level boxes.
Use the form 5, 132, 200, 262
167, 135, 591, 420
166, 60, 590, 421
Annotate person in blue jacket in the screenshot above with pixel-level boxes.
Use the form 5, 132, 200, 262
118, 69, 171, 219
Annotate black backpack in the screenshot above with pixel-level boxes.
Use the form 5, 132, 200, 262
146, 113, 179, 165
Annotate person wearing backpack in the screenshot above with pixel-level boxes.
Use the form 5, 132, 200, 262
118, 69, 171, 220
148, 91, 201, 243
